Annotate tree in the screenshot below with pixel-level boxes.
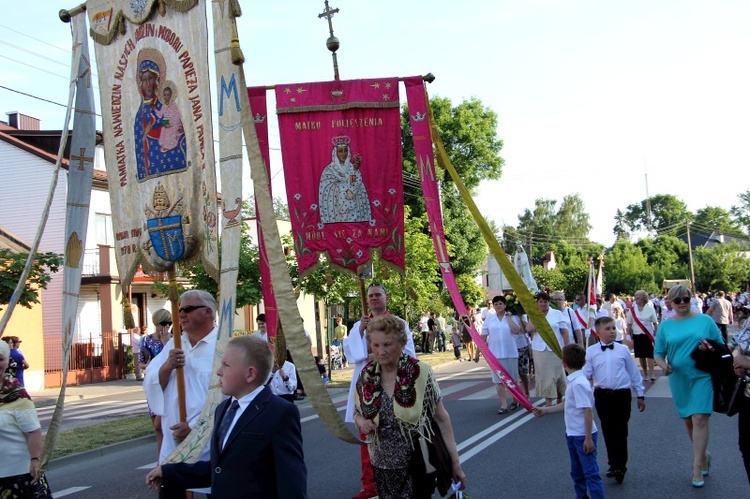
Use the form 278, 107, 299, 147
514, 195, 593, 261
621, 194, 691, 236
693, 206, 746, 238
693, 243, 750, 292
613, 208, 630, 241
401, 96, 504, 291
602, 240, 656, 294
0, 250, 62, 311
243, 195, 290, 219
636, 235, 690, 289
731, 189, 750, 235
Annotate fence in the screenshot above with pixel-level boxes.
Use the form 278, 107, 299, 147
44, 331, 127, 387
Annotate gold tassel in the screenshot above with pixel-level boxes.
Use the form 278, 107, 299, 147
230, 22, 245, 65
229, 0, 242, 17
274, 317, 287, 367
407, 283, 419, 301
159, 0, 166, 17
123, 298, 135, 330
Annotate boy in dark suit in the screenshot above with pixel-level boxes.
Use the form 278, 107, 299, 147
146, 334, 307, 498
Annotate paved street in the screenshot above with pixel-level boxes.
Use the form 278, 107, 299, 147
43, 358, 749, 498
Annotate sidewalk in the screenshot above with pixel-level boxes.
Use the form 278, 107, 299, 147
29, 378, 146, 408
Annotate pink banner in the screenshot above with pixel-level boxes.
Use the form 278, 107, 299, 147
248, 86, 278, 345
275, 78, 405, 276
404, 76, 532, 412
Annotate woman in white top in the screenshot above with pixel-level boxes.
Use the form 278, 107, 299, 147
626, 290, 659, 382
482, 295, 523, 414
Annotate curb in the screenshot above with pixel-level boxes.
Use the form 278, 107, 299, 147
48, 434, 155, 469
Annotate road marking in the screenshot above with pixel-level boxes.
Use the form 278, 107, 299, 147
67, 402, 148, 419
36, 401, 112, 415
53, 486, 91, 497
458, 386, 497, 400
136, 461, 158, 470
457, 399, 546, 462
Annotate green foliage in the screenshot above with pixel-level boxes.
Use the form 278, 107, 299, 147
0, 249, 62, 310
693, 242, 750, 292
603, 241, 656, 294
622, 193, 691, 235
514, 195, 593, 261
447, 274, 484, 310
693, 206, 746, 238
441, 189, 488, 275
636, 235, 690, 288
731, 189, 750, 234
532, 265, 565, 293
243, 195, 291, 219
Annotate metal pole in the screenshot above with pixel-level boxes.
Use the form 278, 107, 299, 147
686, 220, 697, 290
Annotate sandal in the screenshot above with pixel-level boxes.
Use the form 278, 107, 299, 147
509, 402, 520, 411
497, 408, 509, 414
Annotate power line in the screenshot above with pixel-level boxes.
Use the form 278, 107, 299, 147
0, 23, 70, 54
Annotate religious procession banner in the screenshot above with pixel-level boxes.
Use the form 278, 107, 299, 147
248, 86, 279, 349
87, 0, 218, 288
404, 77, 532, 411
40, 11, 96, 468
275, 78, 405, 276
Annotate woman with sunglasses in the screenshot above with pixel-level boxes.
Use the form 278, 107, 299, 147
141, 309, 172, 455
654, 284, 723, 488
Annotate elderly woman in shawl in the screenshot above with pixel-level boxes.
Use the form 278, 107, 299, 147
0, 341, 53, 498
353, 315, 466, 498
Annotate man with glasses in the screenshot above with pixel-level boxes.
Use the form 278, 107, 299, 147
143, 289, 218, 498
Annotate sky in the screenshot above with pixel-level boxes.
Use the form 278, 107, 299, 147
2, 0, 749, 249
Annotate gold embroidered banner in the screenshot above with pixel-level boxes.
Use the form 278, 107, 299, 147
87, 0, 218, 288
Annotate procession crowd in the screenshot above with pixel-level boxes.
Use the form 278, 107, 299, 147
1, 282, 750, 498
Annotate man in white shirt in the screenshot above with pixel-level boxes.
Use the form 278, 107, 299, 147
583, 316, 645, 484
343, 282, 415, 499
524, 292, 570, 407
143, 290, 218, 497
268, 355, 298, 403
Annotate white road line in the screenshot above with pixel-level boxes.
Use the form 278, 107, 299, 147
457, 399, 546, 461
438, 381, 478, 397
300, 404, 345, 423
52, 486, 91, 497
36, 401, 112, 415
136, 461, 159, 470
458, 386, 497, 400
67, 403, 148, 419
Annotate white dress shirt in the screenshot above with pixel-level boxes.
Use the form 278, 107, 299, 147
220, 384, 266, 450
481, 313, 520, 359
143, 327, 217, 464
583, 342, 644, 397
267, 360, 297, 396
564, 370, 597, 437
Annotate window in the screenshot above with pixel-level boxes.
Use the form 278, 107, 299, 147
95, 213, 114, 246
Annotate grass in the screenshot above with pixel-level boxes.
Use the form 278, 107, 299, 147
50, 414, 153, 459
327, 350, 461, 388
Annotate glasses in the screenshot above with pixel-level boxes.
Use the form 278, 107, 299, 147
159, 321, 172, 327
179, 305, 207, 314
672, 296, 691, 305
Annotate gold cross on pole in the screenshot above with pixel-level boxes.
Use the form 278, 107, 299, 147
318, 0, 341, 80
71, 147, 93, 171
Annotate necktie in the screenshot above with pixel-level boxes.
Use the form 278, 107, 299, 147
601, 343, 614, 351
216, 400, 240, 451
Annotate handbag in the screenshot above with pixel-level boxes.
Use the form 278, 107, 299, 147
411, 417, 454, 497
727, 377, 747, 417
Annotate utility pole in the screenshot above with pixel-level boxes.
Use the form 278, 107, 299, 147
686, 220, 697, 290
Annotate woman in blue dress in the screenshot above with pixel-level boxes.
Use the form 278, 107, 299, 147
655, 284, 723, 488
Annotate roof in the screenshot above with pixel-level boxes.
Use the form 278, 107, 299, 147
678, 231, 750, 250
0, 225, 31, 252
0, 126, 108, 187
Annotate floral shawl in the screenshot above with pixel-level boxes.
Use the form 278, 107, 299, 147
0, 378, 30, 404
355, 354, 440, 447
